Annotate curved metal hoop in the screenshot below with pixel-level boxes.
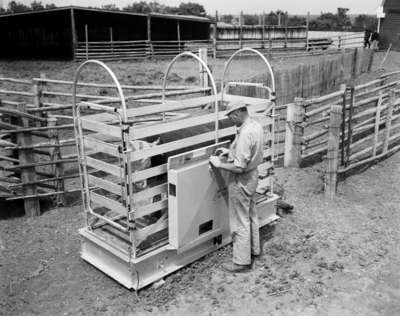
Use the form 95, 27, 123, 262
72, 59, 128, 121
221, 48, 276, 101
162, 51, 220, 142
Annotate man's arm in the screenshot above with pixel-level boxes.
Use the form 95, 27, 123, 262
217, 161, 245, 174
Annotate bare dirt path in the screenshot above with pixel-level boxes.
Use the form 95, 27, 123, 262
1, 151, 400, 315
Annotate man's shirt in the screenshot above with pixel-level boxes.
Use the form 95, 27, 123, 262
228, 117, 265, 195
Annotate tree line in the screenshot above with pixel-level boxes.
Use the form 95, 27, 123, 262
1, 1, 377, 32
0, 1, 207, 16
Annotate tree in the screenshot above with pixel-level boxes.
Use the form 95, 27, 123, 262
7, 1, 30, 13
30, 1, 45, 11
288, 15, 306, 27
337, 7, 351, 30
178, 2, 206, 16
101, 4, 120, 11
353, 14, 377, 32
45, 3, 57, 9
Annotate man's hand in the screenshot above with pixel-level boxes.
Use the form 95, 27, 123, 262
209, 155, 222, 168
214, 147, 229, 157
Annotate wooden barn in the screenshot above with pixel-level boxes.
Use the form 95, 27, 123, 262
379, 0, 400, 50
0, 6, 211, 60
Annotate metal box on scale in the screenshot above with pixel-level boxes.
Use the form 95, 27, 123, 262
168, 156, 230, 251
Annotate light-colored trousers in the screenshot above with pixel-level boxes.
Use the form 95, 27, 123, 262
228, 179, 260, 265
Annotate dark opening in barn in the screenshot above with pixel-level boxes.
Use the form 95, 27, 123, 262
0, 6, 212, 60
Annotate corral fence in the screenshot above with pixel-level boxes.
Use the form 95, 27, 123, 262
0, 47, 375, 215
283, 71, 400, 197
75, 31, 365, 61
0, 55, 212, 216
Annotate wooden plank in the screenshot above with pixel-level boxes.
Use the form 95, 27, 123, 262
135, 199, 168, 219
135, 214, 168, 244
131, 102, 269, 140
83, 136, 119, 157
88, 175, 122, 196
131, 126, 237, 161
123, 95, 216, 117
133, 163, 167, 182
91, 191, 126, 215
81, 119, 121, 138
133, 183, 168, 203
372, 94, 383, 157
86, 156, 121, 177
222, 93, 271, 105
168, 141, 230, 170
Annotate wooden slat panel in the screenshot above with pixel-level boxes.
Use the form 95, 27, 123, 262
81, 119, 120, 138
131, 126, 237, 161
133, 183, 167, 202
86, 156, 121, 177
89, 175, 122, 196
91, 191, 126, 215
131, 102, 270, 140
135, 215, 168, 243
135, 199, 168, 219
84, 136, 120, 157
132, 163, 167, 182
222, 93, 271, 104
125, 95, 216, 117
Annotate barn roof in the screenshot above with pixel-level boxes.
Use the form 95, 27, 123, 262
0, 6, 212, 23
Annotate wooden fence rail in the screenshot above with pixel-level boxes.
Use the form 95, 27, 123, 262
74, 33, 364, 61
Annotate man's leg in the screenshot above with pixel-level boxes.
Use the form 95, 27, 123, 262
228, 183, 252, 266
249, 198, 260, 256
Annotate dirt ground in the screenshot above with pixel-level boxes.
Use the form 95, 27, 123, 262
1, 51, 400, 315
1, 152, 400, 315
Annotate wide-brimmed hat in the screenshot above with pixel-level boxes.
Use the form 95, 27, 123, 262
225, 100, 248, 116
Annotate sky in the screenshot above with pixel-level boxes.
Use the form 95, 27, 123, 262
1, 0, 383, 15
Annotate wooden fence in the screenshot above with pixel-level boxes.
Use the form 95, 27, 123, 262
0, 48, 379, 215
75, 33, 365, 61
283, 70, 400, 196
0, 60, 212, 216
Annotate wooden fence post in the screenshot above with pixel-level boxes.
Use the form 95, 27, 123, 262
212, 23, 217, 59
383, 89, 395, 153
268, 27, 272, 53
340, 83, 347, 165
284, 99, 305, 167
325, 105, 342, 198
345, 85, 355, 166
85, 24, 89, 60
372, 91, 383, 157
17, 103, 40, 216
367, 49, 374, 72
351, 48, 359, 80
32, 72, 46, 118
199, 48, 208, 89
261, 12, 265, 49
239, 11, 243, 49
48, 117, 65, 206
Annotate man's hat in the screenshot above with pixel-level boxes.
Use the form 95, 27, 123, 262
225, 100, 248, 116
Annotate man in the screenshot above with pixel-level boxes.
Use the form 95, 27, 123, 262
364, 28, 371, 49
209, 100, 265, 273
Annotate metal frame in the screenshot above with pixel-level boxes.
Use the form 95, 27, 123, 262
221, 48, 277, 193
162, 51, 220, 141
72, 50, 279, 290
